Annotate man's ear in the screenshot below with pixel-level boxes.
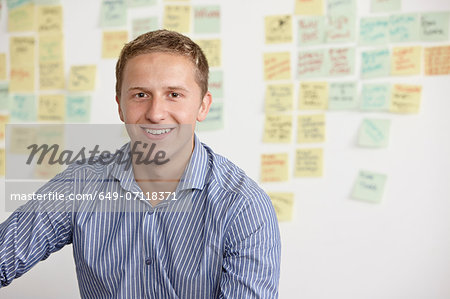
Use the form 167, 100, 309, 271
197, 91, 212, 122
116, 95, 124, 122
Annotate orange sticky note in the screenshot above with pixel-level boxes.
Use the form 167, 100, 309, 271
424, 45, 450, 76
391, 46, 422, 76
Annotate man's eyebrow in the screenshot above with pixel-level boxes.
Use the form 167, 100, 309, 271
127, 87, 151, 93
165, 85, 190, 92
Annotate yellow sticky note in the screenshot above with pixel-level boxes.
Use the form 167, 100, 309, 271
8, 127, 38, 154
265, 84, 294, 112
391, 46, 422, 76
37, 5, 63, 33
261, 153, 289, 182
163, 5, 191, 33
390, 84, 421, 114
424, 45, 450, 76
38, 94, 65, 122
195, 39, 221, 67
8, 3, 36, 32
295, 0, 324, 15
10, 66, 35, 92
263, 52, 291, 81
299, 82, 328, 110
263, 114, 292, 143
295, 148, 323, 177
268, 192, 294, 222
39, 34, 64, 63
0, 54, 6, 80
102, 31, 128, 59
0, 115, 10, 141
39, 61, 65, 90
68, 65, 97, 91
10, 36, 36, 67
297, 114, 326, 143
265, 15, 292, 44
0, 148, 5, 177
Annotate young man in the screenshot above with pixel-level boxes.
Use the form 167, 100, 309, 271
0, 30, 281, 298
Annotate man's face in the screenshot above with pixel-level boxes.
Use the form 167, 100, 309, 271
116, 52, 211, 161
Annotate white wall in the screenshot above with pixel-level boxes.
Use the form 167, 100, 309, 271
1, 0, 450, 298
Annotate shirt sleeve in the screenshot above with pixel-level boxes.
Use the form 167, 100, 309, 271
0, 173, 74, 288
220, 192, 281, 298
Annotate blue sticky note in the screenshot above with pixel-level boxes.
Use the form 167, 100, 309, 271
327, 0, 355, 14
389, 14, 420, 43
10, 94, 36, 122
361, 48, 390, 79
66, 95, 91, 123
197, 101, 224, 131
358, 118, 391, 148
420, 12, 449, 42
209, 70, 224, 99
328, 82, 358, 110
100, 0, 127, 28
359, 17, 389, 46
371, 0, 400, 13
360, 83, 390, 111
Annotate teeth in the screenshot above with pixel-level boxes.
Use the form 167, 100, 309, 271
145, 128, 171, 135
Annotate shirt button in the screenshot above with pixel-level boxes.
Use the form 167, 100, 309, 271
145, 258, 152, 265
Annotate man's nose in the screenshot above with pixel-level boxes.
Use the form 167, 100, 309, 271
145, 96, 167, 123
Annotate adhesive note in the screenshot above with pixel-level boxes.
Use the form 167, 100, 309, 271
263, 52, 291, 81
38, 94, 65, 122
327, 0, 354, 14
390, 84, 421, 114
391, 46, 422, 76
8, 126, 37, 154
132, 17, 158, 39
425, 45, 450, 76
297, 114, 326, 143
208, 70, 224, 98
100, 0, 127, 28
8, 3, 35, 32
196, 101, 224, 131
328, 82, 357, 110
361, 48, 390, 79
127, 0, 156, 7
10, 94, 36, 122
358, 119, 390, 148
0, 54, 6, 80
421, 12, 449, 42
294, 148, 323, 177
260, 153, 289, 182
295, 0, 323, 16
10, 36, 35, 66
195, 39, 221, 67
34, 0, 61, 4
359, 17, 389, 46
6, 0, 32, 10
351, 170, 387, 203
299, 82, 328, 110
163, 5, 191, 33
265, 15, 292, 44
263, 114, 292, 143
102, 31, 128, 59
297, 49, 326, 78
10, 66, 35, 92
328, 47, 355, 76
0, 83, 9, 110
0, 148, 5, 177
39, 33, 63, 63
360, 83, 390, 111
39, 61, 65, 90
33, 125, 64, 179
194, 5, 220, 34
39, 34, 64, 90
37, 5, 63, 32
297, 16, 325, 46
265, 84, 293, 112
66, 95, 91, 123
68, 65, 97, 91
326, 14, 355, 43
267, 192, 294, 222
371, 0, 400, 13
389, 14, 420, 43
0, 115, 10, 141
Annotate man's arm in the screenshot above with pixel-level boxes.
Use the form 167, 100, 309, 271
220, 193, 281, 298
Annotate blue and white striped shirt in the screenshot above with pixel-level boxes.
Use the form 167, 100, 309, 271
0, 135, 281, 298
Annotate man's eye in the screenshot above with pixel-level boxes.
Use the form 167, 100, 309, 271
135, 92, 147, 98
169, 92, 180, 98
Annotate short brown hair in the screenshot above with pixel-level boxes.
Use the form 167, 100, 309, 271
115, 29, 209, 98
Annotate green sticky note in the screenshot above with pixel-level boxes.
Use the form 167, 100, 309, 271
326, 14, 356, 43
100, 0, 127, 28
298, 16, 325, 46
297, 49, 327, 78
7, 0, 32, 10
371, 0, 400, 13
351, 170, 387, 203
328, 82, 357, 110
127, 0, 156, 7
361, 48, 390, 79
359, 17, 389, 46
358, 119, 390, 148
209, 70, 223, 98
360, 83, 390, 111
327, 0, 355, 14
421, 12, 449, 42
0, 83, 9, 110
389, 14, 420, 43
132, 17, 158, 39
66, 95, 91, 123
328, 47, 355, 77
34, 0, 61, 5
194, 5, 220, 34
10, 94, 36, 122
197, 101, 223, 131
